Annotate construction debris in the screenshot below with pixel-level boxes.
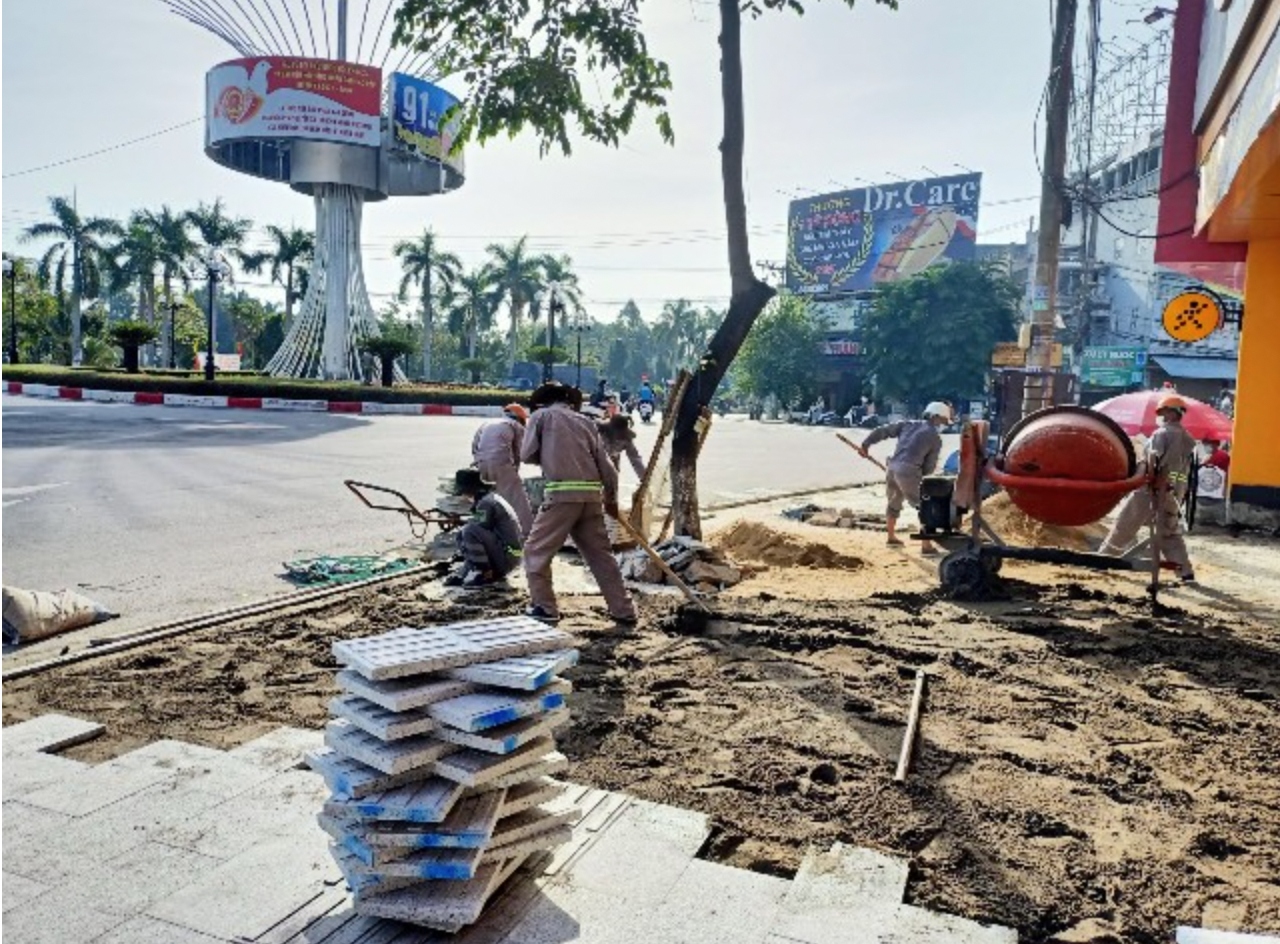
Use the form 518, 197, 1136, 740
783, 505, 886, 531
617, 535, 744, 594
307, 614, 582, 933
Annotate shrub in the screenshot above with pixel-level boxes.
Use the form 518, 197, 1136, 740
108, 321, 161, 374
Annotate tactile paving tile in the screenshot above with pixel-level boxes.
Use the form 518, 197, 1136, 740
499, 778, 567, 818
306, 749, 440, 799
321, 789, 506, 864
465, 751, 569, 792
479, 823, 574, 866
333, 627, 489, 681
428, 681, 570, 733
324, 775, 464, 823
435, 708, 571, 755
446, 616, 574, 653
325, 721, 456, 775
449, 650, 580, 691
431, 736, 558, 788
487, 796, 581, 850
336, 670, 474, 713
341, 840, 483, 879
329, 695, 437, 741
352, 855, 527, 929
332, 845, 423, 898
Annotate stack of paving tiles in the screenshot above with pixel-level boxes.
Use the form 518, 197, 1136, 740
306, 614, 583, 933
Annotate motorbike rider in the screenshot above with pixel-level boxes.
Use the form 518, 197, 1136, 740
637, 381, 656, 423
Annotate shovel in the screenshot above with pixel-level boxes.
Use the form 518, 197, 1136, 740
836, 433, 887, 472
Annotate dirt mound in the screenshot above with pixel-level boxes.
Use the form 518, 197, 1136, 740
979, 492, 1108, 551
714, 521, 863, 570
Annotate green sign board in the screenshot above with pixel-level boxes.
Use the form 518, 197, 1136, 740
1080, 346, 1147, 388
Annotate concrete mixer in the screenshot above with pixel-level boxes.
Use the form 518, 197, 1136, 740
914, 406, 1172, 598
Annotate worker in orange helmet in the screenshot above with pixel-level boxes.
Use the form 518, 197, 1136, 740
471, 403, 535, 536
1099, 394, 1197, 581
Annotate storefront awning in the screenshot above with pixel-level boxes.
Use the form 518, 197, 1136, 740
1150, 355, 1238, 381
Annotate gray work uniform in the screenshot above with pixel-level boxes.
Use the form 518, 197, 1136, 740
520, 403, 635, 620
862, 420, 942, 518
472, 417, 535, 536
600, 430, 646, 479
459, 493, 523, 578
1099, 419, 1196, 571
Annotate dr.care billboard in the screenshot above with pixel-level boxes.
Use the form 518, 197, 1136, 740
207, 57, 382, 148
787, 173, 981, 295
387, 72, 465, 175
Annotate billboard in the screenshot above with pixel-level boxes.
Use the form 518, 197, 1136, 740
207, 57, 382, 148
387, 73, 466, 175
787, 173, 981, 295
1080, 346, 1148, 387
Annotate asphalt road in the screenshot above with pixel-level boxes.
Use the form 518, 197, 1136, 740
1, 396, 905, 637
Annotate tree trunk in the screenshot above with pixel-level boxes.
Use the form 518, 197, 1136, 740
380, 354, 396, 388
70, 240, 83, 367
123, 344, 140, 374
163, 271, 174, 368
669, 0, 776, 539
423, 265, 434, 382
284, 267, 294, 332
508, 301, 519, 372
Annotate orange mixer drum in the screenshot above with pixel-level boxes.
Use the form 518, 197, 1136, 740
995, 406, 1140, 527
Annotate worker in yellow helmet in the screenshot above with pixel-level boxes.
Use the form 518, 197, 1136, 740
1099, 394, 1198, 581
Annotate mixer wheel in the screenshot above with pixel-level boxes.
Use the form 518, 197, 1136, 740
939, 549, 986, 598
980, 549, 1003, 576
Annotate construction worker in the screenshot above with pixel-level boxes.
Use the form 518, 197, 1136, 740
445, 469, 524, 589
520, 381, 638, 625
472, 403, 534, 536
598, 414, 647, 479
856, 401, 951, 555
1099, 394, 1197, 581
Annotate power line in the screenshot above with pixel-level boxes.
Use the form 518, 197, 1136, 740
2, 118, 204, 180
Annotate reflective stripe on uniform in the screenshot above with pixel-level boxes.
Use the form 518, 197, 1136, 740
545, 480, 603, 492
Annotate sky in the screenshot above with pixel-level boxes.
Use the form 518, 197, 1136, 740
1, 0, 1161, 321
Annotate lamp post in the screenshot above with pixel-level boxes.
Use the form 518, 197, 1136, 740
160, 298, 183, 369
570, 309, 591, 390
534, 282, 565, 384
192, 251, 231, 381
3, 257, 17, 364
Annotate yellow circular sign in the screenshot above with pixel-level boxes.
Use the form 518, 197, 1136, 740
1162, 290, 1223, 343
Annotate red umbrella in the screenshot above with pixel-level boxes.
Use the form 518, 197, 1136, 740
1092, 390, 1233, 441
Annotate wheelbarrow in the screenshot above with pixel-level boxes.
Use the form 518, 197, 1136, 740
344, 480, 468, 544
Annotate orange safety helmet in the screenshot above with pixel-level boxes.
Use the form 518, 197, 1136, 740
1157, 394, 1187, 413
504, 403, 530, 424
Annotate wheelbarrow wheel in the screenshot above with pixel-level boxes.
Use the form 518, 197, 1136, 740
940, 549, 986, 599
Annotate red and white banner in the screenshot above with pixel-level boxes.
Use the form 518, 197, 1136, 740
207, 57, 382, 148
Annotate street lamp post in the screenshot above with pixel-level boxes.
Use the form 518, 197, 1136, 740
160, 299, 182, 369
3, 257, 17, 365
535, 282, 565, 384
192, 252, 231, 382
570, 310, 591, 390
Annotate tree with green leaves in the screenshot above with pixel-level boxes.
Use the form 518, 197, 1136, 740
485, 237, 545, 371
109, 320, 160, 373
223, 292, 272, 369
861, 262, 1020, 412
360, 331, 417, 388
142, 205, 197, 365
241, 224, 313, 332
20, 195, 122, 365
732, 294, 827, 408
185, 198, 253, 262
446, 266, 500, 380
107, 215, 162, 331
393, 229, 460, 382
393, 0, 899, 536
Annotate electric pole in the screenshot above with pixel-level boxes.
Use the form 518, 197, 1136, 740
1023, 0, 1077, 419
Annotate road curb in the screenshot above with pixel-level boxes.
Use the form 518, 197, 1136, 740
3, 381, 505, 418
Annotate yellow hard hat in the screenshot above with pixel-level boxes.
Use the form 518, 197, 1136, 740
1157, 394, 1187, 413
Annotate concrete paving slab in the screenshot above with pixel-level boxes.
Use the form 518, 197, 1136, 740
307, 748, 441, 799
332, 846, 426, 900
432, 737, 558, 788
1, 871, 49, 913
323, 775, 464, 824
90, 915, 229, 944
2, 800, 73, 851
480, 825, 574, 866
19, 752, 181, 817
227, 726, 324, 771
1178, 930, 1280, 944
428, 682, 570, 733
449, 650, 580, 691
353, 856, 524, 931
486, 799, 581, 852
880, 903, 1019, 944
336, 669, 474, 713
326, 720, 457, 775
146, 833, 336, 940
498, 778, 566, 818
473, 752, 568, 792
0, 714, 104, 756
342, 841, 482, 880
634, 857, 793, 944
333, 626, 492, 681
446, 618, 574, 660
108, 739, 280, 798
330, 694, 438, 741
350, 790, 506, 851
496, 880, 636, 944
1, 887, 127, 944
435, 708, 570, 755
53, 840, 223, 918
790, 841, 911, 906
2, 751, 90, 799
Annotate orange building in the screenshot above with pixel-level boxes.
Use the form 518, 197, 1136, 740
1158, 0, 1280, 527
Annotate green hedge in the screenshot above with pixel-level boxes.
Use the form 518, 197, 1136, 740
1, 365, 527, 406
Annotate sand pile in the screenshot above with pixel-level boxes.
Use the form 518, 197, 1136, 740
979, 492, 1108, 551
714, 521, 863, 570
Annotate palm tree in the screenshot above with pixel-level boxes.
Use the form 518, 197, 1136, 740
20, 195, 122, 365
393, 229, 460, 381
142, 206, 196, 366
654, 298, 699, 376
446, 266, 499, 381
486, 236, 544, 371
107, 215, 163, 333
185, 198, 253, 261
534, 254, 584, 354
241, 224, 313, 333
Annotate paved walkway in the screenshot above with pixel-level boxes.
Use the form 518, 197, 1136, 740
2, 714, 1019, 944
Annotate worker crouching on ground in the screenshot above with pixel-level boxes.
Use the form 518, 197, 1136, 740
856, 401, 951, 556
1099, 394, 1197, 582
520, 381, 638, 625
598, 414, 647, 479
445, 468, 524, 590
471, 403, 535, 536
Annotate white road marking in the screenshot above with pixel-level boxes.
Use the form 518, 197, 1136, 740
2, 482, 69, 507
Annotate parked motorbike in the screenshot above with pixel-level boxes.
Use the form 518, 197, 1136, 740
638, 400, 655, 424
